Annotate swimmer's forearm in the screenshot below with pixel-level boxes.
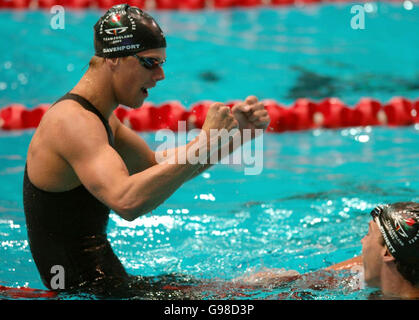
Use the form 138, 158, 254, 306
158, 129, 254, 182
114, 132, 215, 221
188, 130, 249, 179
193, 128, 259, 175
325, 256, 363, 271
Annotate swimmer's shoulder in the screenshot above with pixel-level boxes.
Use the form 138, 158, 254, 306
34, 100, 114, 154
40, 99, 96, 126
39, 99, 111, 135
26, 100, 98, 189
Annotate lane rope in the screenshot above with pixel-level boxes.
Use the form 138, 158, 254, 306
1, 97, 418, 132
0, 0, 409, 10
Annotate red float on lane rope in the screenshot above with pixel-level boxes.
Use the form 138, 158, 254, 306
37, 0, 61, 9
271, 0, 296, 6
11, 0, 31, 9
0, 104, 25, 130
290, 98, 317, 130
65, 0, 95, 9
238, 0, 263, 7
153, 101, 190, 131
155, 0, 179, 10
213, 0, 238, 9
414, 100, 419, 123
21, 104, 50, 129
177, 0, 205, 10
263, 99, 290, 132
350, 98, 383, 127
128, 102, 156, 131
314, 97, 349, 129
383, 97, 415, 126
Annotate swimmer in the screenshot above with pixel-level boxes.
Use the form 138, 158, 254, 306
233, 202, 419, 299
359, 202, 419, 299
23, 4, 270, 297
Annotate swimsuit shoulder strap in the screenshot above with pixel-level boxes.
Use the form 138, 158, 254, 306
53, 92, 115, 148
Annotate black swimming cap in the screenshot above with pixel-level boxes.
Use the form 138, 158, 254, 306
94, 4, 166, 58
371, 202, 419, 266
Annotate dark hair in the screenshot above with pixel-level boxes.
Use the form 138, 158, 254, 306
88, 55, 131, 69
385, 202, 419, 286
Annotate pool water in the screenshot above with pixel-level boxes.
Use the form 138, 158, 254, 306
1, 3, 419, 299
1, 3, 418, 107
2, 126, 419, 299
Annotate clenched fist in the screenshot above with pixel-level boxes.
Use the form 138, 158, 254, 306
202, 102, 239, 134
231, 96, 270, 132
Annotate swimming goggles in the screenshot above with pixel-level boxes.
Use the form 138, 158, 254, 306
370, 206, 383, 220
133, 54, 165, 70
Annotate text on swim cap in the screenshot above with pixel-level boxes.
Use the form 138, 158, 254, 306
103, 44, 141, 54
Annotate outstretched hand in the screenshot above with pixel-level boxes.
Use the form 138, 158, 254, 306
231, 96, 270, 132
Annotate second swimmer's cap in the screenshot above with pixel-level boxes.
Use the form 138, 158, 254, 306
94, 4, 166, 58
371, 202, 419, 265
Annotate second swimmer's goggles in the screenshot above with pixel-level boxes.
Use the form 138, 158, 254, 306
370, 205, 384, 220
133, 54, 165, 70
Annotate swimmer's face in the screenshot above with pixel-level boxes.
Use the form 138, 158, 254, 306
112, 48, 166, 108
361, 220, 387, 287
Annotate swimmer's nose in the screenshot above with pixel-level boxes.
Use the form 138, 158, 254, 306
154, 66, 165, 82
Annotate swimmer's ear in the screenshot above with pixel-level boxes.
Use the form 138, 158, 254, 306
104, 57, 121, 70
382, 247, 396, 263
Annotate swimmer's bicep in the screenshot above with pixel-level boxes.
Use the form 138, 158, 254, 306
54, 115, 131, 210
112, 118, 157, 174
76, 146, 130, 202
72, 145, 133, 213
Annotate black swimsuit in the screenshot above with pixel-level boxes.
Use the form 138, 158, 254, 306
23, 93, 129, 295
